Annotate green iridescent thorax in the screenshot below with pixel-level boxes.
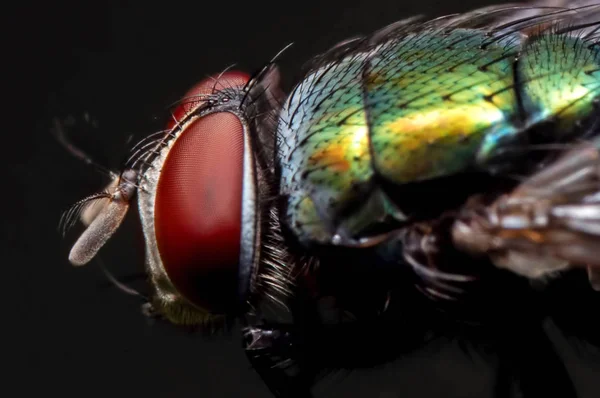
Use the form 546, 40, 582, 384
365, 30, 521, 184
278, 29, 524, 244
278, 51, 375, 243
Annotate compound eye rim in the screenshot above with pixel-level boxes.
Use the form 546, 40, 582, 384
167, 71, 251, 130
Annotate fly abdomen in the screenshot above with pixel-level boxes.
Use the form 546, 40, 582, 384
478, 27, 600, 166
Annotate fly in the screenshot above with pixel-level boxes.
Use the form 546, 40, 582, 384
59, 1, 600, 397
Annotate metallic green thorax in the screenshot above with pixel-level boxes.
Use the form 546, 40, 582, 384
278, 22, 600, 246
365, 30, 520, 184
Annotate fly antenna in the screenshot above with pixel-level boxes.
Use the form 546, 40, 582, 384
51, 117, 118, 180
68, 169, 138, 266
271, 42, 294, 63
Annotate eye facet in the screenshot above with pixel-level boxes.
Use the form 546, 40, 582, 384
153, 72, 251, 315
155, 113, 245, 313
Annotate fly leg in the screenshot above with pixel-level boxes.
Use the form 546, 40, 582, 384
241, 277, 391, 396
384, 215, 483, 304
242, 286, 321, 398
387, 217, 579, 398
242, 320, 312, 398
243, 323, 296, 354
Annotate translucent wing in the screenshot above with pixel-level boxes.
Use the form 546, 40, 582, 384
490, 0, 600, 37
453, 138, 600, 289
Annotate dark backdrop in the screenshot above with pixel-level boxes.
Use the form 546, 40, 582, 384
8, 0, 600, 397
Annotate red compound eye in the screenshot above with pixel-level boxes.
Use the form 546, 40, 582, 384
154, 72, 250, 314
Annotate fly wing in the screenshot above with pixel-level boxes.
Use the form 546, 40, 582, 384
428, 1, 600, 40
453, 138, 600, 289
524, 0, 600, 11
589, 266, 600, 290
490, 1, 600, 37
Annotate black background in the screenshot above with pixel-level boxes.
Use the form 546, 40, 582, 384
8, 0, 600, 397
